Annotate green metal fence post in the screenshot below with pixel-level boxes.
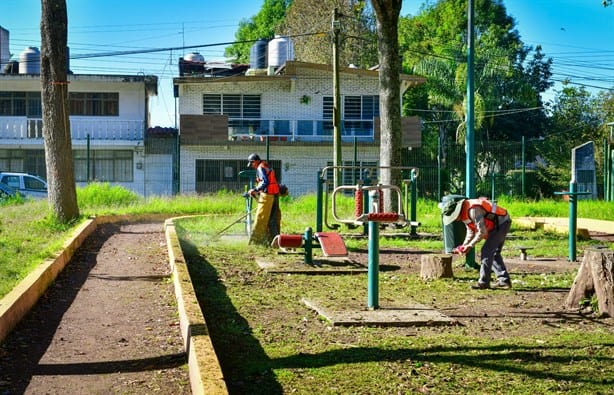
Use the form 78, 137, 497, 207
522, 136, 526, 198
437, 135, 442, 202
353, 137, 358, 185
86, 134, 91, 182
316, 170, 324, 233
568, 181, 578, 262
410, 169, 418, 237
603, 138, 607, 200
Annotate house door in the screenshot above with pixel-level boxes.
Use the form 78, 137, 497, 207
145, 154, 173, 197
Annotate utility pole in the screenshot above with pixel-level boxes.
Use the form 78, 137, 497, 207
465, 0, 478, 269
332, 8, 342, 188
466, 0, 475, 200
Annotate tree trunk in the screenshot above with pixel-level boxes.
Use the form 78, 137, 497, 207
565, 248, 614, 317
371, 0, 402, 212
40, 0, 79, 222
420, 254, 453, 280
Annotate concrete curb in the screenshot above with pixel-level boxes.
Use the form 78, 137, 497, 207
164, 219, 228, 395
0, 215, 227, 395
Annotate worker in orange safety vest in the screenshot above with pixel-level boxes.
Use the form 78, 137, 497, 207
441, 197, 512, 289
246, 153, 281, 246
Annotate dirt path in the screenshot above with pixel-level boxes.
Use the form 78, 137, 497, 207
0, 222, 191, 394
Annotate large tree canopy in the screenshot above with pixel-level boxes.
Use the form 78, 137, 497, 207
225, 0, 378, 68
279, 0, 378, 68
534, 86, 607, 193
225, 0, 291, 63
400, 0, 553, 143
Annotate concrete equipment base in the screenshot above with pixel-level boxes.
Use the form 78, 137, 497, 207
302, 298, 458, 327
256, 257, 367, 274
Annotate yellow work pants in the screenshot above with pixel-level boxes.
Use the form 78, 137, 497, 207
249, 193, 279, 245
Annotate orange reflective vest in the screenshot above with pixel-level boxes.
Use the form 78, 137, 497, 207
459, 198, 508, 232
256, 162, 280, 195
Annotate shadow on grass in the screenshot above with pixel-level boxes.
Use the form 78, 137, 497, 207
179, 238, 284, 395
268, 342, 614, 386
350, 247, 434, 255
179, 233, 613, 394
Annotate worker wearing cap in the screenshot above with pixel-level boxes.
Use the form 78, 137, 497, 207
441, 197, 512, 289
246, 153, 281, 245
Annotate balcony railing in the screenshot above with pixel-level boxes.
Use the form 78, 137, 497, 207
228, 119, 375, 142
0, 117, 144, 141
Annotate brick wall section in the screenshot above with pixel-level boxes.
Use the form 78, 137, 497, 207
175, 61, 424, 196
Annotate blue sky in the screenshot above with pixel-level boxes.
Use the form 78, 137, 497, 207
1, 0, 612, 127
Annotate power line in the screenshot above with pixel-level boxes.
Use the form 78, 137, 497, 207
70, 32, 325, 60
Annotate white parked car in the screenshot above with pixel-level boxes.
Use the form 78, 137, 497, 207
0, 172, 48, 198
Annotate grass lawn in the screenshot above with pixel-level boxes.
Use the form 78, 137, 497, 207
172, 195, 613, 394
176, 215, 613, 394
1, 184, 613, 393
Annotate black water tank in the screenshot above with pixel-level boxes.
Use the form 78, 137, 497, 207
249, 39, 268, 69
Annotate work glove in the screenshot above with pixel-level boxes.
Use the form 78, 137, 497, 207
453, 245, 471, 255
243, 189, 258, 198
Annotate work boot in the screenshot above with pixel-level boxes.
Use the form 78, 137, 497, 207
470, 282, 489, 290
492, 281, 512, 289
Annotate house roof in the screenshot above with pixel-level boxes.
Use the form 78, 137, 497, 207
146, 126, 178, 136
0, 73, 159, 95
173, 60, 425, 93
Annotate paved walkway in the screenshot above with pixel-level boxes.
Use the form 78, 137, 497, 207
0, 222, 191, 394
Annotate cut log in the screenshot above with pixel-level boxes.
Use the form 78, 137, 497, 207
565, 248, 614, 317
421, 254, 453, 280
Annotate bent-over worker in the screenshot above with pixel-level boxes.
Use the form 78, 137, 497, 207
442, 197, 512, 289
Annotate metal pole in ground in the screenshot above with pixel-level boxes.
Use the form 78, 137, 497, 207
316, 170, 324, 232
555, 181, 591, 262
568, 181, 578, 262
367, 189, 379, 310
304, 227, 313, 265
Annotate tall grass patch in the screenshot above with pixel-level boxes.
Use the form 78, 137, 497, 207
0, 200, 77, 297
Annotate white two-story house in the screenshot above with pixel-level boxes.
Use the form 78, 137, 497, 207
174, 59, 425, 195
0, 70, 165, 196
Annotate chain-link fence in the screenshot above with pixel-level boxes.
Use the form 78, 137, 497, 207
5, 135, 604, 201
175, 138, 557, 201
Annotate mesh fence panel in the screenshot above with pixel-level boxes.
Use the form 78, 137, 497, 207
0, 136, 564, 199
174, 140, 529, 199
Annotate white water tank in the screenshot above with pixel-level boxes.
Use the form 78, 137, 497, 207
19, 46, 40, 74
267, 35, 294, 68
184, 52, 204, 63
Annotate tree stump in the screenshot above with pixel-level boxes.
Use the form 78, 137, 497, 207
565, 248, 614, 317
421, 254, 453, 280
